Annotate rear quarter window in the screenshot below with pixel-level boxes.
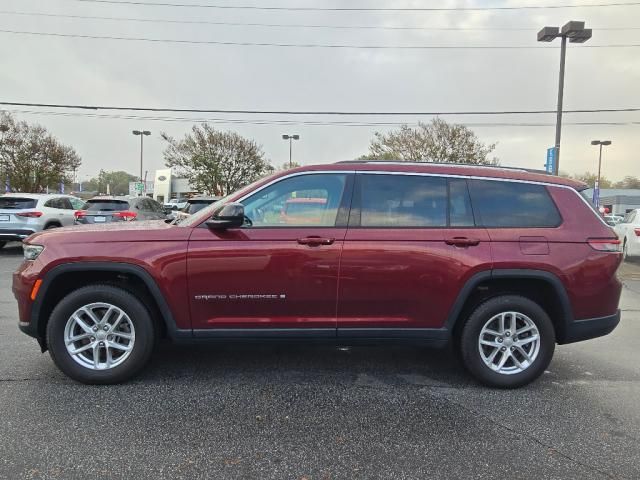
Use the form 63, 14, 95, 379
468, 180, 562, 228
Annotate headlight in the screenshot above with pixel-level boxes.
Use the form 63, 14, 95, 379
23, 244, 44, 261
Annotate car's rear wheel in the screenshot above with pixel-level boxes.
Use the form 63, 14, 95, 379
47, 285, 155, 384
460, 295, 555, 388
623, 240, 630, 261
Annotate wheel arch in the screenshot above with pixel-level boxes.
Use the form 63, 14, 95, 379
447, 269, 574, 344
31, 262, 187, 350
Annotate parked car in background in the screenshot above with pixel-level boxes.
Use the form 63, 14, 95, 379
181, 196, 220, 215
0, 193, 84, 248
163, 198, 188, 211
613, 209, 640, 259
74, 196, 168, 224
605, 214, 624, 227
15, 162, 622, 387
167, 196, 221, 223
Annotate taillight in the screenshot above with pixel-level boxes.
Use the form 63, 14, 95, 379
634, 229, 640, 237
74, 210, 86, 219
16, 211, 43, 218
113, 211, 137, 221
587, 238, 621, 252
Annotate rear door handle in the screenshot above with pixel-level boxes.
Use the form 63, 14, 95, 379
297, 236, 335, 246
445, 237, 480, 247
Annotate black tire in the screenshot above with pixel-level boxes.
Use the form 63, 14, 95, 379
460, 295, 555, 389
0, 241, 6, 249
47, 285, 155, 384
44, 223, 61, 230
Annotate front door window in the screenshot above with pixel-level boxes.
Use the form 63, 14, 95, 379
242, 173, 347, 227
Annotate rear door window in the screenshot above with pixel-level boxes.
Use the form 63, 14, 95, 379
355, 174, 447, 227
468, 180, 562, 228
0, 197, 38, 209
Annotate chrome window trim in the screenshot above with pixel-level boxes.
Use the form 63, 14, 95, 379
221, 168, 609, 229
235, 170, 356, 203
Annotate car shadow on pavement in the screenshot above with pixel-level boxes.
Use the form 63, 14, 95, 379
139, 341, 476, 389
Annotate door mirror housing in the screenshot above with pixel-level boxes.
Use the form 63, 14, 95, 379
206, 202, 245, 230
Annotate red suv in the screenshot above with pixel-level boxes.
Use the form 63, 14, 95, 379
13, 162, 622, 387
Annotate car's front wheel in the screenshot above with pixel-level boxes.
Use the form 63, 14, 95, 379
460, 295, 555, 388
47, 285, 155, 384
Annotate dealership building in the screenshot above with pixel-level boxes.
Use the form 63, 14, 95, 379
129, 168, 198, 203
583, 188, 640, 215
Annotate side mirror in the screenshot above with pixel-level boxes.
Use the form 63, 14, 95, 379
206, 202, 245, 230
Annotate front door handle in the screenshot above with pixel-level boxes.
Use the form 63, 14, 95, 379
297, 236, 335, 246
445, 237, 480, 247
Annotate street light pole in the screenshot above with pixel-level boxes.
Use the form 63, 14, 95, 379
554, 35, 567, 174
282, 134, 300, 169
538, 21, 592, 175
590, 140, 612, 207
132, 130, 151, 195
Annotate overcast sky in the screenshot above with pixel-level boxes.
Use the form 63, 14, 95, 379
0, 0, 639, 182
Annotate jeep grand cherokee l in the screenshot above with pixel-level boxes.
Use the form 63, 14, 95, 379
13, 162, 622, 387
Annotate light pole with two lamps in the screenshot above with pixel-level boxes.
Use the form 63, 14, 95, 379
590, 139, 612, 208
537, 21, 592, 175
282, 134, 300, 169
132, 130, 151, 195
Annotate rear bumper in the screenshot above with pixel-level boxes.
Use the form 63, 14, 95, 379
560, 310, 621, 344
0, 229, 35, 241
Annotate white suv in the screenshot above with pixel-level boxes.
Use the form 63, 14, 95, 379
614, 208, 640, 260
0, 193, 84, 248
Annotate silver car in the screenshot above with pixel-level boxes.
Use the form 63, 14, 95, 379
0, 193, 85, 248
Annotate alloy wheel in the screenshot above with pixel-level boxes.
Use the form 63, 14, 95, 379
478, 311, 540, 375
63, 302, 135, 370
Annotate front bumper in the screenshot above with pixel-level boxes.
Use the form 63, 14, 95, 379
561, 310, 621, 344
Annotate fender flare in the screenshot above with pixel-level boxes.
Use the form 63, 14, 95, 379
31, 262, 188, 343
444, 268, 574, 340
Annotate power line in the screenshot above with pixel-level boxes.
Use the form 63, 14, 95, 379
1, 29, 639, 49
2, 101, 639, 116
4, 108, 638, 127
1, 10, 639, 31
73, 0, 640, 12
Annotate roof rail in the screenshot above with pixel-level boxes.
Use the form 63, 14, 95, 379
335, 160, 551, 176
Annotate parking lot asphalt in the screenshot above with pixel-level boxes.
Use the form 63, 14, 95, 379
1, 241, 639, 479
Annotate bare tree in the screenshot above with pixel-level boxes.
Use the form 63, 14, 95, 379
361, 118, 498, 165
162, 124, 273, 196
0, 112, 81, 192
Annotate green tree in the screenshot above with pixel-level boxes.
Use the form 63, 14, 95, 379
360, 118, 498, 165
569, 172, 613, 189
161, 124, 273, 196
614, 176, 640, 189
0, 112, 81, 192
86, 170, 138, 196
280, 161, 301, 171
